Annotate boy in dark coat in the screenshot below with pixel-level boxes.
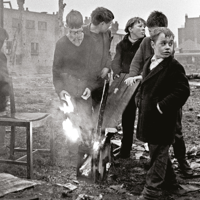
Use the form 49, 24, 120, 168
112, 17, 146, 76
111, 17, 146, 158
125, 11, 193, 176
0, 28, 10, 155
136, 27, 190, 200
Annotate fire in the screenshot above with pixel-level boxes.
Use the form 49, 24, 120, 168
93, 141, 100, 152
62, 118, 80, 142
60, 94, 80, 142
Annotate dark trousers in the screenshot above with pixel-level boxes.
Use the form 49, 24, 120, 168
91, 85, 104, 128
172, 108, 186, 161
121, 92, 137, 155
121, 95, 186, 160
142, 144, 176, 199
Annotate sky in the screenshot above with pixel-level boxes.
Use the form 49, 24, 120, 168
8, 0, 200, 43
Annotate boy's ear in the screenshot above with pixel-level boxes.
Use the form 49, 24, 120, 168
100, 21, 105, 26
128, 26, 132, 33
151, 40, 155, 49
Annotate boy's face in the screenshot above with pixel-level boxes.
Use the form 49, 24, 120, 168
129, 21, 145, 39
151, 32, 174, 59
99, 20, 112, 32
68, 27, 83, 42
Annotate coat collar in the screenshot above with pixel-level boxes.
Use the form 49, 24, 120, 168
123, 34, 145, 45
141, 56, 173, 84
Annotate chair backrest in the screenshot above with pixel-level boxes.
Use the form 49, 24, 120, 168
9, 77, 16, 114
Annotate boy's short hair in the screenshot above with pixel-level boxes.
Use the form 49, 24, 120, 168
124, 17, 146, 33
150, 27, 174, 42
147, 11, 168, 28
91, 7, 114, 26
66, 10, 83, 29
0, 27, 9, 42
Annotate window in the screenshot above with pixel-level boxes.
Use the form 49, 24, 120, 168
31, 43, 39, 55
26, 20, 35, 29
16, 54, 22, 65
38, 21, 47, 30
12, 18, 19, 28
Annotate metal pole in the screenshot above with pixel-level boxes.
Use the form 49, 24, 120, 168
0, 0, 4, 28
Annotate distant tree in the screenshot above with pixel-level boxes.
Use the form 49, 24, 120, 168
58, 0, 66, 38
17, 0, 25, 10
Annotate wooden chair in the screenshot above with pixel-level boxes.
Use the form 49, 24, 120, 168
0, 77, 54, 179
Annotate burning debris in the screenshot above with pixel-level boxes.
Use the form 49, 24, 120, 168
58, 80, 117, 183
62, 118, 80, 142
76, 128, 116, 183
76, 80, 117, 182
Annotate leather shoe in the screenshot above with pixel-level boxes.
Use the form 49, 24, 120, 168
162, 180, 180, 191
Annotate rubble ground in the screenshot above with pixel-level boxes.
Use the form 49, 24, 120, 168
0, 75, 200, 200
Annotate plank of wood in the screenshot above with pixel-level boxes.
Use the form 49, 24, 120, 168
186, 73, 200, 79
102, 73, 140, 130
189, 82, 200, 87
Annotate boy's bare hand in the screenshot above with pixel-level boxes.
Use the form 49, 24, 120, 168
101, 68, 110, 78
124, 75, 142, 86
59, 90, 70, 101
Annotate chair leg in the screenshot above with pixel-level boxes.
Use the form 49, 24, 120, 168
26, 122, 33, 179
10, 126, 15, 159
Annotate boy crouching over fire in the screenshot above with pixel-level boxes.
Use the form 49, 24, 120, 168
134, 27, 190, 200
52, 10, 94, 144
52, 10, 115, 181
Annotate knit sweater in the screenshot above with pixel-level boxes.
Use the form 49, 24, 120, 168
82, 24, 112, 71
129, 37, 153, 77
53, 35, 97, 97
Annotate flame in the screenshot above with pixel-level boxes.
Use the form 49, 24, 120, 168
59, 95, 80, 142
93, 141, 100, 152
62, 118, 80, 142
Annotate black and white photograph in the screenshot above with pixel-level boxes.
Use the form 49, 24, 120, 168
0, 0, 200, 199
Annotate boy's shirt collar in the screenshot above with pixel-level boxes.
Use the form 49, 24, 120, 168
150, 55, 163, 70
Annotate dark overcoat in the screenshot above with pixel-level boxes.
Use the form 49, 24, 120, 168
135, 56, 190, 145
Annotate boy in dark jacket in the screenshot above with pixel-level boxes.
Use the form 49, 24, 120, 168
125, 11, 193, 176
0, 28, 9, 155
112, 17, 146, 76
136, 27, 190, 200
111, 17, 146, 158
